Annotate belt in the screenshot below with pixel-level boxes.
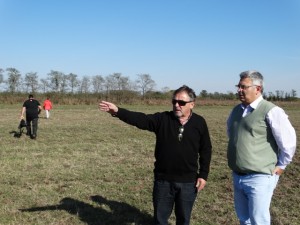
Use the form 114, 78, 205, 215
234, 171, 250, 176
234, 171, 269, 176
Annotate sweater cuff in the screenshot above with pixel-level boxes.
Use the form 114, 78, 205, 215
198, 172, 208, 181
111, 107, 125, 117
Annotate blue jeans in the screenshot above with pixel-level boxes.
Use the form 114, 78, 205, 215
153, 180, 197, 225
233, 172, 279, 225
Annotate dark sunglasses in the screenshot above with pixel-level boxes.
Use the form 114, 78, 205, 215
172, 99, 193, 106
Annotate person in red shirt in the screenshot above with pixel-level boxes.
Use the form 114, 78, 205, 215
43, 97, 53, 119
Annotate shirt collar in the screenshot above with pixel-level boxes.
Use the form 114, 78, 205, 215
241, 95, 263, 110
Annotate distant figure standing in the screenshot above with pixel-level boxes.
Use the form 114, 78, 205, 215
43, 97, 53, 119
21, 94, 42, 139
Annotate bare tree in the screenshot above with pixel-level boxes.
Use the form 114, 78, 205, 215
103, 75, 115, 99
275, 90, 285, 101
0, 68, 4, 91
111, 73, 122, 91
136, 74, 156, 99
6, 67, 22, 93
291, 89, 297, 98
109, 73, 131, 91
79, 76, 90, 93
105, 73, 132, 100
47, 70, 64, 92
60, 73, 69, 93
0, 68, 3, 84
92, 75, 104, 93
119, 76, 130, 91
161, 86, 170, 93
40, 78, 49, 93
24, 72, 39, 93
68, 73, 79, 94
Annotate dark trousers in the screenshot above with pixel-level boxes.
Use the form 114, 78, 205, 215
26, 117, 38, 137
153, 180, 197, 225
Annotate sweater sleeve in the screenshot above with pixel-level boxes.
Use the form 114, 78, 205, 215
116, 108, 159, 132
267, 106, 297, 169
198, 119, 212, 180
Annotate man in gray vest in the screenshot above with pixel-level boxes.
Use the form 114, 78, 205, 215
227, 70, 296, 225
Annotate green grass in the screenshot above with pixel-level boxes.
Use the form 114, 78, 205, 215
0, 104, 299, 225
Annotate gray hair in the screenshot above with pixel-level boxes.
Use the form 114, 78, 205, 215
239, 70, 264, 92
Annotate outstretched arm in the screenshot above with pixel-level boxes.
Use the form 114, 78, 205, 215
99, 101, 118, 115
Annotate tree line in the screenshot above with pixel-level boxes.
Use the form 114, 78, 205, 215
0, 67, 156, 98
199, 89, 298, 101
0, 67, 297, 102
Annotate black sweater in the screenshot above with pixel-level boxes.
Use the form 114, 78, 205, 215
116, 108, 212, 182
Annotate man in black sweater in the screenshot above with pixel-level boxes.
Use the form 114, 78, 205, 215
99, 85, 212, 225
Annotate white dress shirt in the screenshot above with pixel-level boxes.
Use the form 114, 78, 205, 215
227, 95, 297, 169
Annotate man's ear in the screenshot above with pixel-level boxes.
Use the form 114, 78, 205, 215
190, 102, 195, 109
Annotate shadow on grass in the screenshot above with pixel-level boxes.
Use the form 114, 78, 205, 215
19, 195, 153, 225
9, 119, 27, 138
9, 130, 23, 138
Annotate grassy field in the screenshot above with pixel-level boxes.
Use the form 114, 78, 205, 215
0, 103, 299, 225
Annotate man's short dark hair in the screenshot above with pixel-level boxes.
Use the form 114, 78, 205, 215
173, 85, 196, 101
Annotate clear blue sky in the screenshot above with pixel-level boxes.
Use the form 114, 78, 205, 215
1, 0, 299, 96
